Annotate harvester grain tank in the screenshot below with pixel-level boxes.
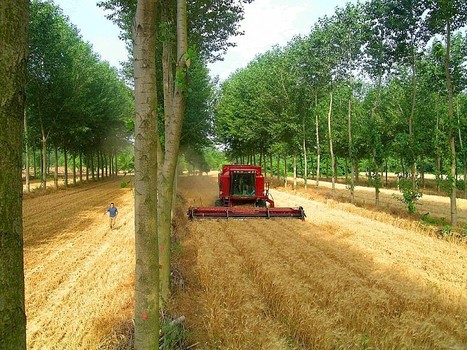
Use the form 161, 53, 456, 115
187, 164, 305, 219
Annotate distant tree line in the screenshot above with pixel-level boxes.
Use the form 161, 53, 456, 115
25, 0, 134, 191
215, 0, 467, 225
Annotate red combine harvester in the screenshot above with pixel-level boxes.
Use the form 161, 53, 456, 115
187, 164, 306, 220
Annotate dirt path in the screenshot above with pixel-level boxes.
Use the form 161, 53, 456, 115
24, 177, 135, 349
174, 175, 467, 349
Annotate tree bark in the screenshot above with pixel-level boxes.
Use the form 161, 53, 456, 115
54, 145, 59, 189
133, 0, 159, 348
64, 147, 68, 187
348, 95, 355, 204
72, 151, 76, 185
159, 0, 188, 304
315, 93, 320, 187
79, 152, 83, 183
293, 153, 297, 190
303, 120, 308, 189
0, 1, 28, 348
23, 110, 30, 192
327, 91, 335, 193
444, 21, 457, 226
41, 126, 47, 189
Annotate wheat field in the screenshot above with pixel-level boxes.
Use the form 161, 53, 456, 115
173, 175, 467, 349
23, 174, 467, 349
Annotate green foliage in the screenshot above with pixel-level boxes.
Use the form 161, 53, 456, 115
394, 177, 423, 214
27, 0, 133, 174
159, 317, 187, 349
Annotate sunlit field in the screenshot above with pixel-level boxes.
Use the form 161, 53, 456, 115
24, 174, 466, 349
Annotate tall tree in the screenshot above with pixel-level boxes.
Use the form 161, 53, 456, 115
133, 0, 159, 348
426, 0, 467, 225
0, 0, 28, 348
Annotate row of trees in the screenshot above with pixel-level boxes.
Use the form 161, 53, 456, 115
26, 0, 134, 190
215, 0, 467, 225
98, 0, 254, 347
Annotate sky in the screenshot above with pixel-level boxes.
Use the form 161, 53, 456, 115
54, 0, 358, 80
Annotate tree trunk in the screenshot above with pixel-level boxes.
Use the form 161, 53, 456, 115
315, 93, 321, 187
54, 145, 59, 189
24, 110, 30, 193
409, 57, 417, 190
284, 154, 287, 187
371, 77, 382, 207
41, 126, 47, 189
348, 96, 355, 204
303, 121, 308, 189
133, 0, 159, 348
435, 97, 441, 193
0, 1, 28, 347
276, 155, 280, 180
91, 152, 95, 181
444, 21, 457, 226
269, 154, 273, 180
327, 91, 335, 193
72, 151, 77, 185
79, 152, 83, 183
64, 147, 68, 187
293, 153, 297, 190
96, 151, 100, 180
159, 0, 188, 304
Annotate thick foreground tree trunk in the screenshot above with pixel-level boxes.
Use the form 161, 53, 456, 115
0, 1, 28, 348
133, 0, 159, 348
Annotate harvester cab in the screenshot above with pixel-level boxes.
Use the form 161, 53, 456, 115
188, 164, 305, 220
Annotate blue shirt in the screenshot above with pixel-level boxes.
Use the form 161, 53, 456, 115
107, 207, 118, 217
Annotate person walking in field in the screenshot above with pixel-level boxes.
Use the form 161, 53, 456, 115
105, 202, 118, 229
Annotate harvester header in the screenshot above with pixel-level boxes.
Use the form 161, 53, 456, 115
187, 164, 306, 220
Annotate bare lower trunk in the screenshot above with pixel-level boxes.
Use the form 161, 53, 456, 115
0, 1, 28, 347
284, 154, 287, 187
64, 147, 68, 187
276, 155, 280, 180
327, 91, 335, 193
133, 0, 159, 347
54, 145, 59, 189
315, 93, 320, 187
24, 110, 30, 192
72, 151, 76, 185
79, 153, 83, 183
159, 0, 188, 306
348, 96, 355, 204
444, 21, 457, 226
293, 153, 297, 190
41, 126, 47, 189
303, 122, 308, 189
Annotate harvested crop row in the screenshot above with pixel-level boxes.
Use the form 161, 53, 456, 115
24, 178, 135, 349
175, 175, 467, 349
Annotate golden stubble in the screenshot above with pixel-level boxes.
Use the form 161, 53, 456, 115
173, 175, 467, 349
24, 178, 135, 350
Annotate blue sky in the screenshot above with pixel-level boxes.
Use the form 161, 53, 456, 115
54, 0, 358, 80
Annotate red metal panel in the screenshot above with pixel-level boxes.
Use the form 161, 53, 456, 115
187, 206, 306, 220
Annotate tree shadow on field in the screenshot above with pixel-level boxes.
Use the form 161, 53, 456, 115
23, 178, 131, 248
169, 200, 467, 348
266, 221, 467, 349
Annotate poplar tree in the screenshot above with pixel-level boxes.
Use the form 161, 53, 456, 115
0, 0, 28, 348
